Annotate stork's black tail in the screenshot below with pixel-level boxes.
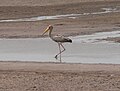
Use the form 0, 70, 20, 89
68, 39, 72, 43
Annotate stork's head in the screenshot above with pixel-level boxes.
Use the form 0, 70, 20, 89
42, 25, 53, 35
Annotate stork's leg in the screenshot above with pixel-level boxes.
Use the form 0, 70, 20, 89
55, 43, 60, 60
60, 43, 66, 53
55, 43, 65, 62
55, 43, 62, 62
59, 44, 62, 62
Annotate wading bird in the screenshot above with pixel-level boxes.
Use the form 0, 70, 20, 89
42, 25, 72, 62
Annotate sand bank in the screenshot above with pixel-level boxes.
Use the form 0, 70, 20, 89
0, 61, 120, 91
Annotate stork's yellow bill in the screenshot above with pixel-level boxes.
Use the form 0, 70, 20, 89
42, 28, 49, 35
42, 25, 53, 35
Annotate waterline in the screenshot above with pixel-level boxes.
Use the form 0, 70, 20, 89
72, 30, 120, 43
0, 6, 119, 22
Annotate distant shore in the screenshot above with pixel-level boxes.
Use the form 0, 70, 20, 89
0, 0, 119, 6
0, 0, 120, 41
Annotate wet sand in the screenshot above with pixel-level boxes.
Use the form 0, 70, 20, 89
0, 0, 120, 91
0, 0, 120, 39
0, 61, 120, 91
103, 37, 120, 43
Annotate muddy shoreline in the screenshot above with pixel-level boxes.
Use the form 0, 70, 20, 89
0, 61, 120, 91
0, 1, 119, 20
0, 0, 120, 39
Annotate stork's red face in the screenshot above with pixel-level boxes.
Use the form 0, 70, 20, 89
42, 25, 53, 35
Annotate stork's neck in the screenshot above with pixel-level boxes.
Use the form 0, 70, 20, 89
48, 29, 53, 38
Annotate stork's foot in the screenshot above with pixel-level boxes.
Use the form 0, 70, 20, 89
55, 55, 58, 59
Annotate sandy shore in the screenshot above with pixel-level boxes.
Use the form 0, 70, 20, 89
0, 61, 120, 91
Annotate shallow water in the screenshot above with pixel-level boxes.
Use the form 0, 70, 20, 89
0, 6, 120, 22
0, 31, 120, 64
72, 30, 120, 43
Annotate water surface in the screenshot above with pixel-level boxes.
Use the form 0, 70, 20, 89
0, 31, 120, 64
